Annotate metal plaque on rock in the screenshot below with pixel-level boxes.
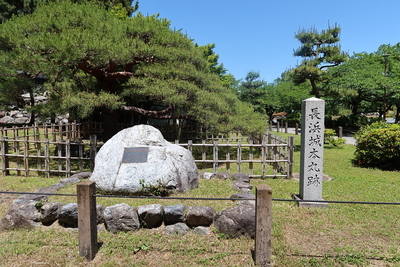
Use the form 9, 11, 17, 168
122, 147, 149, 163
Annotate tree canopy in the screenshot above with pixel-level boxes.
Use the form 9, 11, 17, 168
0, 0, 138, 22
0, 1, 265, 140
290, 24, 347, 97
326, 48, 400, 120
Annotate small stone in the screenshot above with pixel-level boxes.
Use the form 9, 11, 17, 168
193, 226, 209, 235
163, 223, 190, 236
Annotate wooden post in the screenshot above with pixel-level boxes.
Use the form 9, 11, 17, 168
213, 140, 218, 173
237, 141, 242, 173
77, 180, 98, 261
188, 140, 193, 153
295, 123, 299, 135
249, 139, 254, 176
226, 140, 231, 174
89, 135, 97, 172
285, 122, 288, 133
338, 126, 343, 138
1, 137, 10, 175
66, 139, 71, 177
201, 140, 206, 174
288, 136, 294, 179
44, 138, 50, 178
23, 136, 29, 177
255, 184, 272, 267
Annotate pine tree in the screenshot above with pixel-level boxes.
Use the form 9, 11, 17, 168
290, 24, 347, 98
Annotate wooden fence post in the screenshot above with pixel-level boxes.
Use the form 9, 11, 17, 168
255, 184, 272, 267
338, 126, 343, 138
77, 180, 98, 261
213, 140, 218, 173
23, 136, 29, 177
66, 139, 71, 177
1, 137, 10, 175
89, 135, 97, 172
288, 136, 294, 179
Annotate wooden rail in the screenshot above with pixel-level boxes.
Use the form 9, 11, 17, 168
0, 123, 294, 178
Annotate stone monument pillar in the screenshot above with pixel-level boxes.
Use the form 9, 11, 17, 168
298, 97, 328, 207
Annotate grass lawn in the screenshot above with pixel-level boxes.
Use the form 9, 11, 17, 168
0, 132, 400, 266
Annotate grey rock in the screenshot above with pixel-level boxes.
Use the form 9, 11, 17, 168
230, 193, 255, 200
232, 181, 253, 193
201, 172, 214, 180
138, 204, 164, 228
96, 204, 105, 224
193, 226, 210, 235
0, 200, 41, 229
58, 203, 78, 228
97, 224, 107, 231
35, 183, 64, 194
0, 116, 14, 123
9, 111, 20, 117
71, 172, 91, 180
59, 177, 81, 185
164, 222, 190, 236
16, 194, 48, 202
103, 203, 140, 233
212, 172, 231, 180
90, 125, 198, 195
185, 206, 216, 228
40, 202, 62, 225
164, 204, 185, 225
231, 173, 250, 183
14, 117, 29, 124
214, 204, 256, 239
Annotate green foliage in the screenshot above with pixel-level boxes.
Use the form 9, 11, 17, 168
0, 1, 265, 137
283, 112, 301, 125
325, 114, 381, 129
354, 122, 400, 170
325, 52, 400, 117
290, 24, 347, 97
0, 0, 138, 22
324, 129, 345, 147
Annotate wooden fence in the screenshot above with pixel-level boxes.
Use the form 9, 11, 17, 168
178, 133, 294, 178
0, 123, 294, 178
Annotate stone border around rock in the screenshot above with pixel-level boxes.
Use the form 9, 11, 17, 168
1, 172, 257, 238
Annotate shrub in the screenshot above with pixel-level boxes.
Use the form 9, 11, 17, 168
324, 129, 346, 147
353, 122, 400, 170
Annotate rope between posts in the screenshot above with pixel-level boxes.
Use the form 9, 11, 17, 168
1, 191, 400, 205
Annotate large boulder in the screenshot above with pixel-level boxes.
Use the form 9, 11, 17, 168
90, 125, 198, 195
0, 194, 48, 229
213, 202, 256, 238
103, 203, 140, 233
138, 204, 164, 228
185, 206, 216, 228
58, 203, 78, 228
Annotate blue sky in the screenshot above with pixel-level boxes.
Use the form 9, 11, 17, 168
138, 0, 400, 83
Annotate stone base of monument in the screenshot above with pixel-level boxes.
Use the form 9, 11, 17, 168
292, 194, 329, 208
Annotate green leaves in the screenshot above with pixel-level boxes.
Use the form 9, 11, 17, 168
291, 24, 347, 97
354, 122, 400, 170
0, 1, 265, 137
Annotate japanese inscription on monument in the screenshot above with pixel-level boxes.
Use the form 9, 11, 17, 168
122, 147, 149, 163
299, 97, 325, 201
